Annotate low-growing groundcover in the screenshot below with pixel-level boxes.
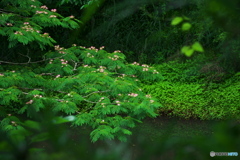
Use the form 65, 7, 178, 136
142, 55, 240, 120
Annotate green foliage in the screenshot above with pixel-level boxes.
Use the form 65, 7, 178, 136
0, 0, 81, 50
181, 42, 204, 57
0, 0, 162, 143
142, 55, 240, 120
1, 112, 240, 160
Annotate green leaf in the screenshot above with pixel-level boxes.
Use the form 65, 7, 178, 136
192, 42, 204, 52
24, 120, 41, 131
171, 17, 183, 25
181, 46, 190, 53
182, 23, 192, 31
31, 132, 49, 143
181, 46, 194, 57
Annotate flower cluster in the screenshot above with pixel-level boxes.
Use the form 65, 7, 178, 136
115, 100, 121, 106
51, 9, 57, 12
55, 74, 60, 78
86, 52, 94, 58
132, 62, 140, 65
60, 59, 68, 66
114, 50, 121, 53
109, 55, 119, 61
150, 100, 154, 103
100, 46, 105, 50
87, 46, 98, 52
26, 99, 33, 104
40, 5, 48, 10
128, 93, 138, 97
11, 121, 17, 126
143, 68, 149, 71
21, 23, 35, 32
69, 15, 74, 19
54, 45, 66, 54
101, 103, 106, 107
34, 94, 43, 98
97, 66, 106, 73
50, 15, 57, 18
40, 32, 51, 39
142, 64, 150, 71
67, 93, 73, 97
49, 59, 53, 64
31, 5, 36, 8
14, 31, 23, 35
117, 74, 126, 79
0, 73, 4, 76
145, 94, 151, 98
36, 11, 48, 14
6, 23, 13, 26
153, 69, 159, 74
142, 64, 149, 68
54, 45, 63, 50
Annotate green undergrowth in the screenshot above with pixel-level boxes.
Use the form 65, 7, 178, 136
141, 54, 240, 120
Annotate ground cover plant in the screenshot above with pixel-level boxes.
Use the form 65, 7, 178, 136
142, 54, 240, 120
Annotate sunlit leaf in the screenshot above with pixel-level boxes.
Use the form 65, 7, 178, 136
171, 17, 183, 25
182, 23, 192, 31
192, 42, 204, 52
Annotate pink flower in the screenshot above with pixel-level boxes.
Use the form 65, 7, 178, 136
150, 100, 154, 103
51, 9, 57, 12
26, 100, 33, 104
41, 5, 48, 10
50, 15, 57, 18
6, 23, 13, 26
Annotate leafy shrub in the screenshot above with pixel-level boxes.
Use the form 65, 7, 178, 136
0, 0, 162, 143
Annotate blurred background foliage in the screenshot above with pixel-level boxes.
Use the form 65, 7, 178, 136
0, 110, 239, 160
32, 0, 240, 72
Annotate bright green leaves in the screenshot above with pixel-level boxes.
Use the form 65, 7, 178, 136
182, 23, 192, 31
171, 17, 183, 25
171, 16, 192, 31
181, 46, 194, 57
90, 125, 115, 142
0, 0, 162, 143
181, 42, 204, 57
171, 16, 204, 57
0, 45, 162, 143
0, 87, 21, 105
1, 0, 81, 49
192, 42, 204, 52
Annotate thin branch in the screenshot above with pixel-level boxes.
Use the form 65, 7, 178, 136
83, 90, 111, 98
0, 54, 66, 65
